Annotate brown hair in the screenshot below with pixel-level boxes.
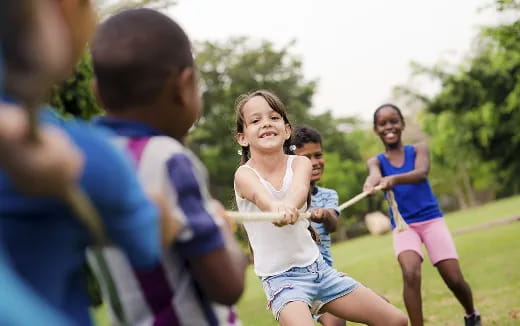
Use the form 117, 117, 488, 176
235, 90, 292, 164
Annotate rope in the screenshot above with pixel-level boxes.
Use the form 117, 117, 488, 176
385, 189, 408, 232
225, 184, 409, 232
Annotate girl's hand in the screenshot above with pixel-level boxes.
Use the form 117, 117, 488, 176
271, 202, 299, 227
379, 176, 395, 190
363, 177, 381, 195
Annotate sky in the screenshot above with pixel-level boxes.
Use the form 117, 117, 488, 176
167, 0, 502, 121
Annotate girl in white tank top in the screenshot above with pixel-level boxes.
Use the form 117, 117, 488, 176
236, 155, 319, 276
233, 91, 408, 326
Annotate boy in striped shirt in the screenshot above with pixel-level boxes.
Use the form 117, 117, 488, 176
91, 9, 246, 325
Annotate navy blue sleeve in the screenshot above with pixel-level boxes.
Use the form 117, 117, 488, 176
65, 122, 160, 269
165, 153, 225, 258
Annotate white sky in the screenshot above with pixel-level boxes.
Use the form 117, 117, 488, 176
167, 0, 501, 121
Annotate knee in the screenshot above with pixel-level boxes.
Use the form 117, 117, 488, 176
445, 275, 467, 292
385, 311, 408, 326
402, 268, 421, 287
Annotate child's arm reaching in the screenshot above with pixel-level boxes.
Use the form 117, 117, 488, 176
0, 104, 84, 199
310, 208, 338, 233
234, 156, 312, 226
379, 142, 430, 190
363, 156, 383, 194
284, 155, 312, 209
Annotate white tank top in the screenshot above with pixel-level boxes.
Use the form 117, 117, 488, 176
235, 155, 319, 277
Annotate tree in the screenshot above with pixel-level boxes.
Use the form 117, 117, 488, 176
396, 3, 520, 200
50, 0, 177, 118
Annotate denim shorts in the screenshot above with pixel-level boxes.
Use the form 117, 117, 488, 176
260, 255, 359, 320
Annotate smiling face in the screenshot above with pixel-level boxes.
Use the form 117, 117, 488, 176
294, 142, 324, 183
374, 106, 405, 147
236, 95, 291, 154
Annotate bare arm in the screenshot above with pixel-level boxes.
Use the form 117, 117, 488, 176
363, 156, 383, 194
234, 166, 278, 211
379, 143, 430, 189
234, 156, 312, 225
284, 155, 312, 209
0, 104, 83, 199
310, 208, 338, 233
188, 225, 247, 305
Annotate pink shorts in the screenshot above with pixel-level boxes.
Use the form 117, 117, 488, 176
392, 217, 458, 265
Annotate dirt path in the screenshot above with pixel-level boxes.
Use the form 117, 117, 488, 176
453, 215, 520, 235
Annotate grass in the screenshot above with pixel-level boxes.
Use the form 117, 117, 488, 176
236, 195, 520, 325
93, 195, 520, 325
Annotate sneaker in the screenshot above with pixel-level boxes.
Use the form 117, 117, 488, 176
464, 314, 481, 326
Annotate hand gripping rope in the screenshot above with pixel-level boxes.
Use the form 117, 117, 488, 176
225, 185, 409, 232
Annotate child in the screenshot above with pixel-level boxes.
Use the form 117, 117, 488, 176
0, 0, 83, 199
91, 9, 246, 325
363, 103, 480, 326
0, 2, 81, 324
291, 125, 345, 326
0, 1, 162, 325
234, 90, 408, 326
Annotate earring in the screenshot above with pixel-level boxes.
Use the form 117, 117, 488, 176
289, 145, 296, 152
237, 149, 242, 156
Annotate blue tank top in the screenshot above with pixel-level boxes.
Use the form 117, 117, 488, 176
377, 145, 442, 227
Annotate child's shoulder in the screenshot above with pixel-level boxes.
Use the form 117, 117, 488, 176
410, 142, 429, 152
290, 154, 311, 169
138, 135, 204, 166
314, 186, 338, 197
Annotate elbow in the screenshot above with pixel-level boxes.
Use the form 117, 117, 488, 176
207, 274, 245, 305
418, 169, 429, 181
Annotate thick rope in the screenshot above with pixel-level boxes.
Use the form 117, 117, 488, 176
225, 185, 409, 232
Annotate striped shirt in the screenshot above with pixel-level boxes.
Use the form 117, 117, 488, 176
310, 186, 339, 266
92, 118, 241, 326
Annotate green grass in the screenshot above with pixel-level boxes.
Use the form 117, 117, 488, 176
236, 195, 520, 325
93, 196, 520, 325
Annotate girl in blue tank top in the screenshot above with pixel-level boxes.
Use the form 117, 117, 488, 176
363, 104, 481, 326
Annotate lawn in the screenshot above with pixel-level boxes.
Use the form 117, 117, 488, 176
93, 195, 520, 325
236, 195, 520, 325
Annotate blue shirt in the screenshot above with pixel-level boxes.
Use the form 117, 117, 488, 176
0, 108, 161, 326
0, 246, 71, 326
310, 186, 339, 267
377, 145, 443, 227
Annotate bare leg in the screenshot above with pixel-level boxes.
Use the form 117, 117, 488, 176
318, 312, 346, 326
321, 285, 408, 326
435, 259, 475, 314
278, 301, 315, 326
398, 251, 423, 326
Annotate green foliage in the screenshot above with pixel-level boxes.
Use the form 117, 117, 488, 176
398, 4, 520, 202
50, 51, 102, 120
50, 0, 178, 120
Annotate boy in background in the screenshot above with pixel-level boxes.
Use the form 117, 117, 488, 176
291, 126, 345, 326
